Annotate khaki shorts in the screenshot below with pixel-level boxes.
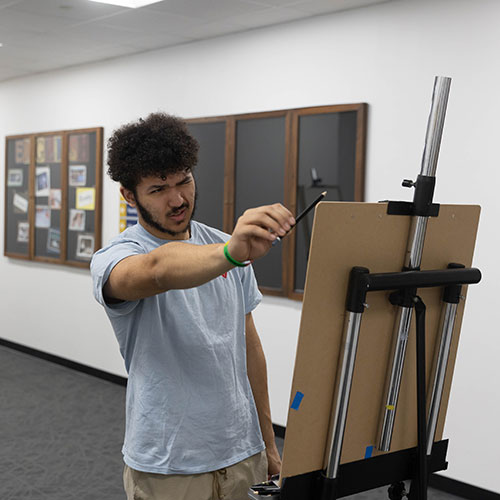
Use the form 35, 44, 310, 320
123, 450, 268, 500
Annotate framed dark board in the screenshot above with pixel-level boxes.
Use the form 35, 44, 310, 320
186, 104, 366, 300
186, 121, 226, 232
4, 127, 103, 269
293, 110, 359, 292
234, 114, 286, 292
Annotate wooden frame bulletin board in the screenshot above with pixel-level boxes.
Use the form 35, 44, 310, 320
4, 128, 103, 268
280, 202, 480, 482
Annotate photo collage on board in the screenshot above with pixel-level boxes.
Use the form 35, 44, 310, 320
8, 138, 30, 248
35, 135, 62, 257
68, 133, 95, 261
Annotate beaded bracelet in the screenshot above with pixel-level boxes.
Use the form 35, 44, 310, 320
223, 241, 251, 267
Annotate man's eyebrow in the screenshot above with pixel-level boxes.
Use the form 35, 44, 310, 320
147, 183, 166, 190
177, 175, 192, 184
147, 175, 191, 190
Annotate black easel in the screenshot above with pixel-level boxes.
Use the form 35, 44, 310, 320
250, 77, 481, 500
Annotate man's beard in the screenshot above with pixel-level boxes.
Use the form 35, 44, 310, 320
135, 190, 197, 238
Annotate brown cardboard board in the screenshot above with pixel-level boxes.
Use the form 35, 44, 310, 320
280, 202, 480, 480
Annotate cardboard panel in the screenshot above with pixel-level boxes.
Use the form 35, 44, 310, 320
280, 202, 480, 480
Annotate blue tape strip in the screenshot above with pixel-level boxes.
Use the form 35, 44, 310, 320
364, 445, 374, 459
290, 391, 304, 411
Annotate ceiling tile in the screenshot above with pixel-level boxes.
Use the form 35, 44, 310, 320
225, 6, 311, 29
246, 0, 307, 6
94, 7, 198, 34
183, 20, 247, 40
143, 0, 270, 21
5, 0, 126, 20
0, 0, 23, 8
0, 6, 77, 33
113, 31, 191, 50
0, 0, 394, 83
292, 0, 393, 15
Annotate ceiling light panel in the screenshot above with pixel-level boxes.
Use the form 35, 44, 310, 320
88, 0, 163, 8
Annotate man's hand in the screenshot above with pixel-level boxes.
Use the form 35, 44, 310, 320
266, 441, 282, 479
227, 204, 295, 263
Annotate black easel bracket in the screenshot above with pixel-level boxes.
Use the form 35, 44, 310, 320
278, 440, 449, 500
346, 266, 481, 313
383, 174, 441, 217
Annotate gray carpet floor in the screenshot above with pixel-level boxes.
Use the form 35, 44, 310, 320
0, 345, 463, 499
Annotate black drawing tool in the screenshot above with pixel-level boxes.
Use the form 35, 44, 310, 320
272, 190, 327, 245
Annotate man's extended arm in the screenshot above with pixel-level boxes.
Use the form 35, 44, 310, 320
104, 204, 295, 302
246, 312, 282, 478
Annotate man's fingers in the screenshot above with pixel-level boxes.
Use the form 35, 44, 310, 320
241, 204, 295, 236
242, 224, 277, 242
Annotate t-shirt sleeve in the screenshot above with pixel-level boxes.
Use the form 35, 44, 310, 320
240, 264, 262, 315
90, 238, 144, 317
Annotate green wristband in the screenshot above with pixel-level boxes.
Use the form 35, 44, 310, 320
223, 241, 250, 267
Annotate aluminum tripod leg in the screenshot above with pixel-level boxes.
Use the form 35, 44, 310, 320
378, 76, 452, 452
325, 310, 363, 479
426, 265, 464, 455
426, 301, 458, 455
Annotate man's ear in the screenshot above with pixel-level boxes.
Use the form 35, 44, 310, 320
120, 186, 136, 207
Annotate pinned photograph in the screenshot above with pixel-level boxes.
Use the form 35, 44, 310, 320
47, 228, 61, 254
69, 209, 85, 231
69, 165, 87, 186
53, 136, 62, 163
35, 206, 51, 228
15, 138, 30, 165
49, 189, 62, 210
76, 234, 94, 260
69, 134, 89, 162
17, 221, 29, 243
36, 137, 46, 163
36, 166, 50, 196
7, 169, 23, 187
13, 192, 29, 213
76, 187, 95, 210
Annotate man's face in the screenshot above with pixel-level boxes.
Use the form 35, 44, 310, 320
130, 171, 196, 240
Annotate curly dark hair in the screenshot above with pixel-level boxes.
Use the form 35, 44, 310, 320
107, 112, 199, 192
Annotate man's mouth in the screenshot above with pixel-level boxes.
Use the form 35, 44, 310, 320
168, 206, 188, 222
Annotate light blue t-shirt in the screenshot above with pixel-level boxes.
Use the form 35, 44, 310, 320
90, 221, 265, 474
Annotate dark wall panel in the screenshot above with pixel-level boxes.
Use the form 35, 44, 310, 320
187, 122, 226, 232
234, 117, 285, 290
294, 111, 358, 291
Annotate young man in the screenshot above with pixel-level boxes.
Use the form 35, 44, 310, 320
90, 112, 295, 500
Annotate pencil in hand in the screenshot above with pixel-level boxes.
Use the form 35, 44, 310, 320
272, 191, 327, 245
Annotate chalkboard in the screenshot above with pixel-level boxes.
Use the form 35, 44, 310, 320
186, 121, 225, 231
234, 115, 286, 291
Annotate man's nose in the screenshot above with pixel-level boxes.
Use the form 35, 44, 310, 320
168, 189, 184, 207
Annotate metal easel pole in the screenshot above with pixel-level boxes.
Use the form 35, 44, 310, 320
426, 264, 463, 455
379, 76, 452, 452
321, 267, 369, 499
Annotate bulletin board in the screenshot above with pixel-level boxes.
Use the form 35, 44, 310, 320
4, 128, 103, 268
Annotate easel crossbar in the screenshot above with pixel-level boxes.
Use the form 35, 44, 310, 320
347, 267, 480, 312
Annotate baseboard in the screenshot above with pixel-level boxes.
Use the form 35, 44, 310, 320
0, 337, 127, 387
429, 473, 500, 500
1, 338, 497, 499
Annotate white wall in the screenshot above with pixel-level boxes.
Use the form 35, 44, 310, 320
1, 0, 498, 492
